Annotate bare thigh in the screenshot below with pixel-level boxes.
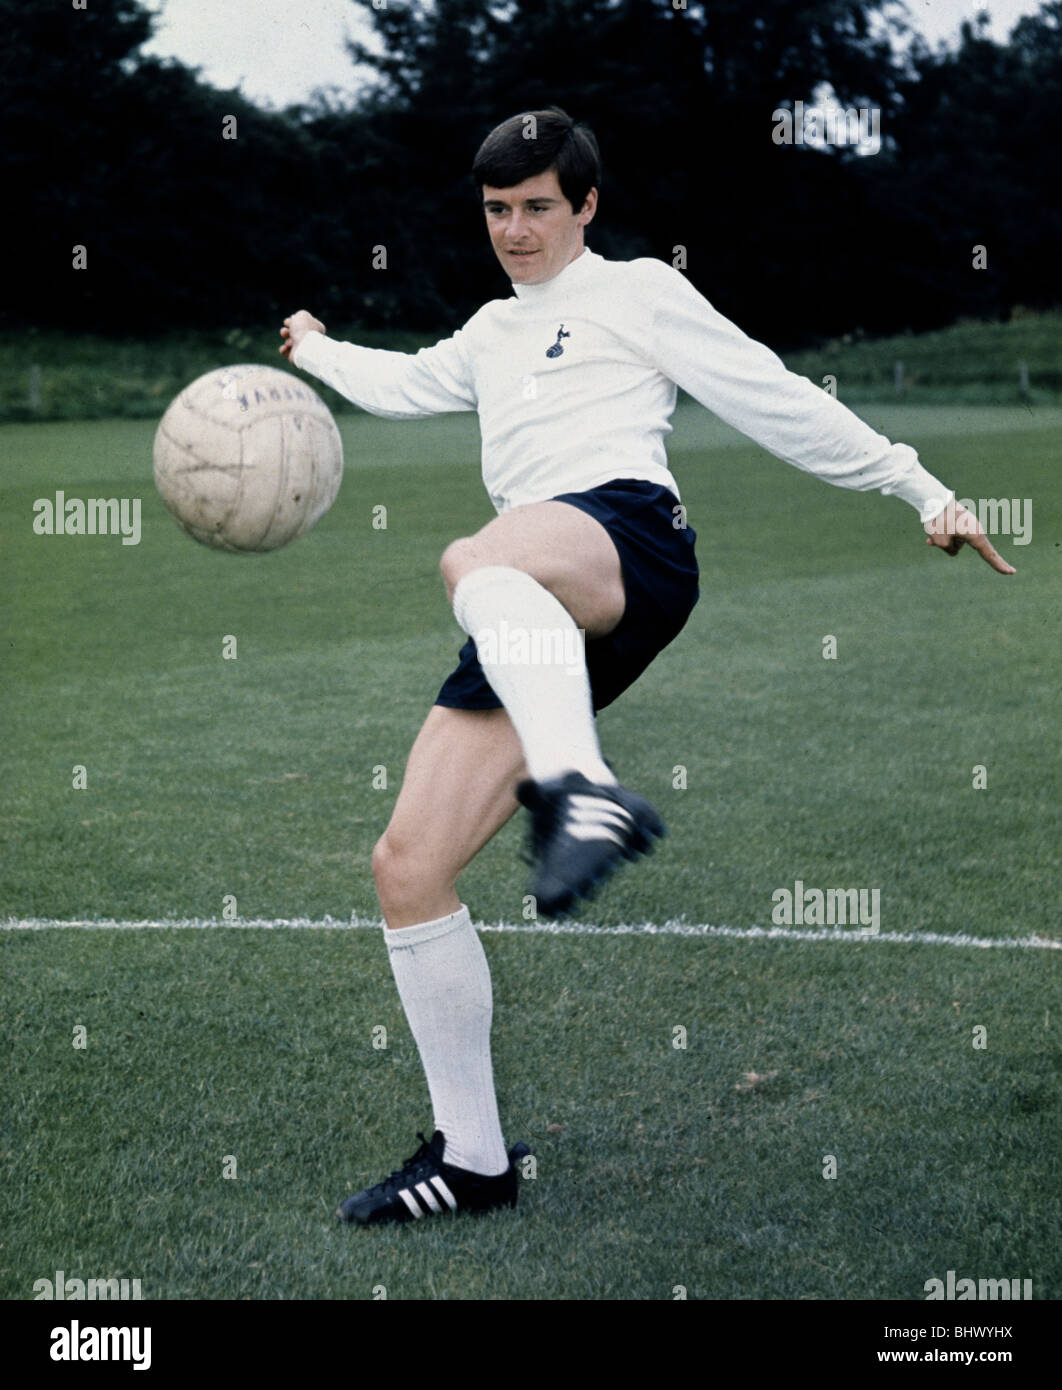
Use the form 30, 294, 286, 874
372, 704, 527, 928
440, 499, 626, 637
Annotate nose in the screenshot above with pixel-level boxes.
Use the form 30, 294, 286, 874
507, 208, 529, 241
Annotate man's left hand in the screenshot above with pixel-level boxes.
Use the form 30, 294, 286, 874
924, 501, 1016, 574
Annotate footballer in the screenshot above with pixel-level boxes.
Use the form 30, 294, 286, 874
279, 108, 1013, 1228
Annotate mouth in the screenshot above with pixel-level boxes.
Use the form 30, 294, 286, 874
507, 249, 538, 258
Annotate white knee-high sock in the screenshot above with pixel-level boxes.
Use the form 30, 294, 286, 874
383, 904, 509, 1176
452, 564, 616, 785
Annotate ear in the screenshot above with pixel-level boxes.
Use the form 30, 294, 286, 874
579, 187, 598, 226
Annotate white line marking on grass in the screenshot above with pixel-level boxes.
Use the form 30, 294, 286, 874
0, 918, 1058, 950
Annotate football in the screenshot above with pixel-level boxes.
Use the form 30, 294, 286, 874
153, 364, 343, 552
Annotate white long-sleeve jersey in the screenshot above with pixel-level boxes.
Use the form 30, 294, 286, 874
293, 247, 953, 521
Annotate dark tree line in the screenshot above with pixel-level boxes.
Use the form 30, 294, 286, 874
6, 0, 1061, 347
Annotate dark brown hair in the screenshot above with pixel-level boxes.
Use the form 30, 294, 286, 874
472, 107, 601, 212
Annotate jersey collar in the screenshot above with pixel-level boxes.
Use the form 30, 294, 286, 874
511, 247, 598, 300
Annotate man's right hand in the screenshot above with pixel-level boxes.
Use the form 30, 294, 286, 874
280, 309, 326, 362
924, 500, 1016, 574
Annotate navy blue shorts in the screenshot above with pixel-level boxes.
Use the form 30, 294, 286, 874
435, 478, 699, 713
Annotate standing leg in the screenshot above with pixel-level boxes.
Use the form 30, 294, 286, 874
372, 704, 526, 929
371, 704, 526, 1176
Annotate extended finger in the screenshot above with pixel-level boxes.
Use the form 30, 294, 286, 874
968, 531, 1016, 574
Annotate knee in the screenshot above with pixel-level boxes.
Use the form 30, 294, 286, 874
372, 830, 448, 919
439, 536, 476, 600
371, 831, 404, 901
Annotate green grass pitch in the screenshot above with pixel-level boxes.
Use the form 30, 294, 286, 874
1, 399, 1059, 1300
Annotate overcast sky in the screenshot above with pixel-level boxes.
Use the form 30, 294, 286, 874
140, 0, 1050, 111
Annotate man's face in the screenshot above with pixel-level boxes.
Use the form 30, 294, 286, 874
482, 169, 597, 286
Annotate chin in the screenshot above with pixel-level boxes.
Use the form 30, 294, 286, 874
503, 253, 546, 281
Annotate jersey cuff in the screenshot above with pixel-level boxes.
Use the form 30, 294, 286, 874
292, 330, 330, 373
882, 453, 955, 523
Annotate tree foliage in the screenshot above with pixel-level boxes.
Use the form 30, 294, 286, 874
5, 0, 1060, 342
